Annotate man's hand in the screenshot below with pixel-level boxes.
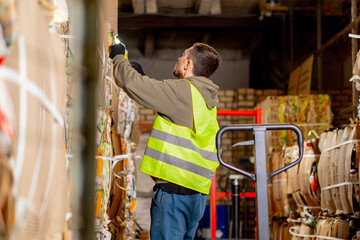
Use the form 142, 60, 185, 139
109, 42, 126, 59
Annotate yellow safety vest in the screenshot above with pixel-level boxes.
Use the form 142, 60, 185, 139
140, 80, 219, 194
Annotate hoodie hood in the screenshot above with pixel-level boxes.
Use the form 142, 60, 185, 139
186, 76, 219, 110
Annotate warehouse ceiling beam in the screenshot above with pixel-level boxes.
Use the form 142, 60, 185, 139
316, 14, 360, 55
117, 14, 262, 30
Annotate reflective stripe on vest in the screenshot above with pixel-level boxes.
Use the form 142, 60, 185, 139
140, 80, 219, 194
144, 146, 215, 180
149, 129, 218, 163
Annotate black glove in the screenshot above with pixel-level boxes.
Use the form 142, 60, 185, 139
130, 61, 146, 76
109, 42, 126, 59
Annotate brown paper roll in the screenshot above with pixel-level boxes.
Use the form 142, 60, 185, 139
299, 143, 320, 207
319, 131, 336, 213
337, 219, 350, 239
339, 127, 352, 213
347, 127, 358, 212
331, 129, 343, 211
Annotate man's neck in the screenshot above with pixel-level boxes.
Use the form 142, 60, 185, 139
183, 72, 194, 79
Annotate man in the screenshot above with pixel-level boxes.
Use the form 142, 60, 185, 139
110, 42, 221, 240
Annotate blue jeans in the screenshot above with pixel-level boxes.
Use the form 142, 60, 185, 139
150, 188, 207, 240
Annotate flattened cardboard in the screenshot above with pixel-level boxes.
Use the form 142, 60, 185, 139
4, 0, 68, 238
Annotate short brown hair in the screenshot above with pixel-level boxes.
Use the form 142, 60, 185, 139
188, 43, 221, 78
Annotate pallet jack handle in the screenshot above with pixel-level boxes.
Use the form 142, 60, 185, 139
216, 124, 304, 239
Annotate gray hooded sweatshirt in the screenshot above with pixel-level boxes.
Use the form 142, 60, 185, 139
112, 55, 219, 131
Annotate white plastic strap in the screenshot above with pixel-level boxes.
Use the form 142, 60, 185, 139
297, 204, 321, 209
101, 46, 106, 83
322, 139, 360, 153
95, 154, 128, 161
297, 123, 330, 127
0, 66, 65, 128
106, 75, 118, 89
66, 153, 130, 190
289, 226, 347, 240
349, 33, 360, 39
65, 153, 128, 161
40, 113, 59, 225
58, 34, 74, 39
97, 47, 105, 66
296, 205, 321, 218
28, 107, 46, 201
321, 181, 359, 191
303, 154, 321, 157
41, 74, 60, 221
13, 35, 28, 195
114, 180, 127, 191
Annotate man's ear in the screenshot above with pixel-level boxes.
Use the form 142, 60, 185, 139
185, 59, 193, 70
